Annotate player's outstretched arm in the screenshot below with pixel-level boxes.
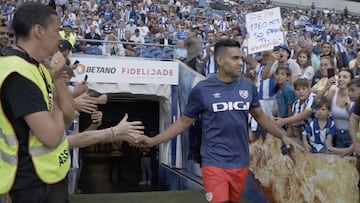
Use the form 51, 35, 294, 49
135, 115, 195, 148
250, 106, 298, 161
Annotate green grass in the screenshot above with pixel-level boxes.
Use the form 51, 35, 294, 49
69, 190, 253, 203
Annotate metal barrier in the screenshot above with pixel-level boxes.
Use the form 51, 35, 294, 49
74, 38, 176, 59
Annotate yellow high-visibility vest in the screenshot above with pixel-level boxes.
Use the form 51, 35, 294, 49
59, 31, 76, 47
0, 56, 70, 193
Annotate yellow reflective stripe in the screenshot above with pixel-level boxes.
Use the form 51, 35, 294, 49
0, 149, 17, 165
0, 128, 17, 146
29, 135, 66, 157
0, 128, 17, 165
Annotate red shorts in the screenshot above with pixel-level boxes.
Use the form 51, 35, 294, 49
201, 166, 249, 203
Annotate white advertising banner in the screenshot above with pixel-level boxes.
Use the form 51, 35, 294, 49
70, 57, 179, 85
246, 7, 284, 54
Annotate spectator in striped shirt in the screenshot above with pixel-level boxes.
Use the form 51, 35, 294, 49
303, 97, 354, 155
302, 97, 335, 153
275, 78, 316, 137
246, 50, 276, 118
202, 31, 217, 76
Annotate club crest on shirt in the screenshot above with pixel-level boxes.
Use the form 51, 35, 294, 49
205, 192, 213, 202
239, 90, 249, 99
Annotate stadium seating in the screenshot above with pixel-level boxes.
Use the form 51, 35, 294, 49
134, 46, 175, 59
84, 46, 103, 55
144, 36, 155, 43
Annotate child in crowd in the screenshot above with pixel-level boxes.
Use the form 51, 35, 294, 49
316, 68, 354, 148
296, 49, 315, 82
303, 98, 354, 155
273, 67, 297, 131
302, 98, 336, 153
275, 78, 316, 137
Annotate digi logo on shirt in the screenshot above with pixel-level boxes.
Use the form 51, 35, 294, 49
212, 101, 250, 112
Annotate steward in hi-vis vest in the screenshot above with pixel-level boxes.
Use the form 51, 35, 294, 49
0, 54, 70, 194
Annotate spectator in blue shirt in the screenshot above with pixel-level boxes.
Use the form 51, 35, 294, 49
174, 39, 187, 61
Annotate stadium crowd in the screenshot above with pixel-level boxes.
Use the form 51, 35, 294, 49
0, 0, 358, 66
38, 0, 360, 164
2, 1, 360, 202
55, 0, 360, 156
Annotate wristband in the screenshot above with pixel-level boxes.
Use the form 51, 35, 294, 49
110, 127, 116, 137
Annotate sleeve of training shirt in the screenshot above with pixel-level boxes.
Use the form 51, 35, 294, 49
183, 83, 205, 118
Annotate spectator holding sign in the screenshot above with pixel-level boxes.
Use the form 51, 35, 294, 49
246, 7, 284, 54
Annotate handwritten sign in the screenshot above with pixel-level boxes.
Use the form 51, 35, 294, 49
246, 7, 284, 54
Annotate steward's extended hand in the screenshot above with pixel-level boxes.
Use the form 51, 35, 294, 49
112, 114, 145, 144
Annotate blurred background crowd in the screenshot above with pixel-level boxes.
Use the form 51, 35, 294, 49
0, 0, 358, 64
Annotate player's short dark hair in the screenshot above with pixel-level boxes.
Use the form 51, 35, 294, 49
214, 39, 240, 62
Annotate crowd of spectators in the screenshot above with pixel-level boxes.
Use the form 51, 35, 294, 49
28, 0, 360, 154
0, 0, 358, 62
1, 2, 360, 203
44, 0, 360, 67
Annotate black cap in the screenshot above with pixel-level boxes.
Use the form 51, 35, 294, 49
59, 39, 72, 51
